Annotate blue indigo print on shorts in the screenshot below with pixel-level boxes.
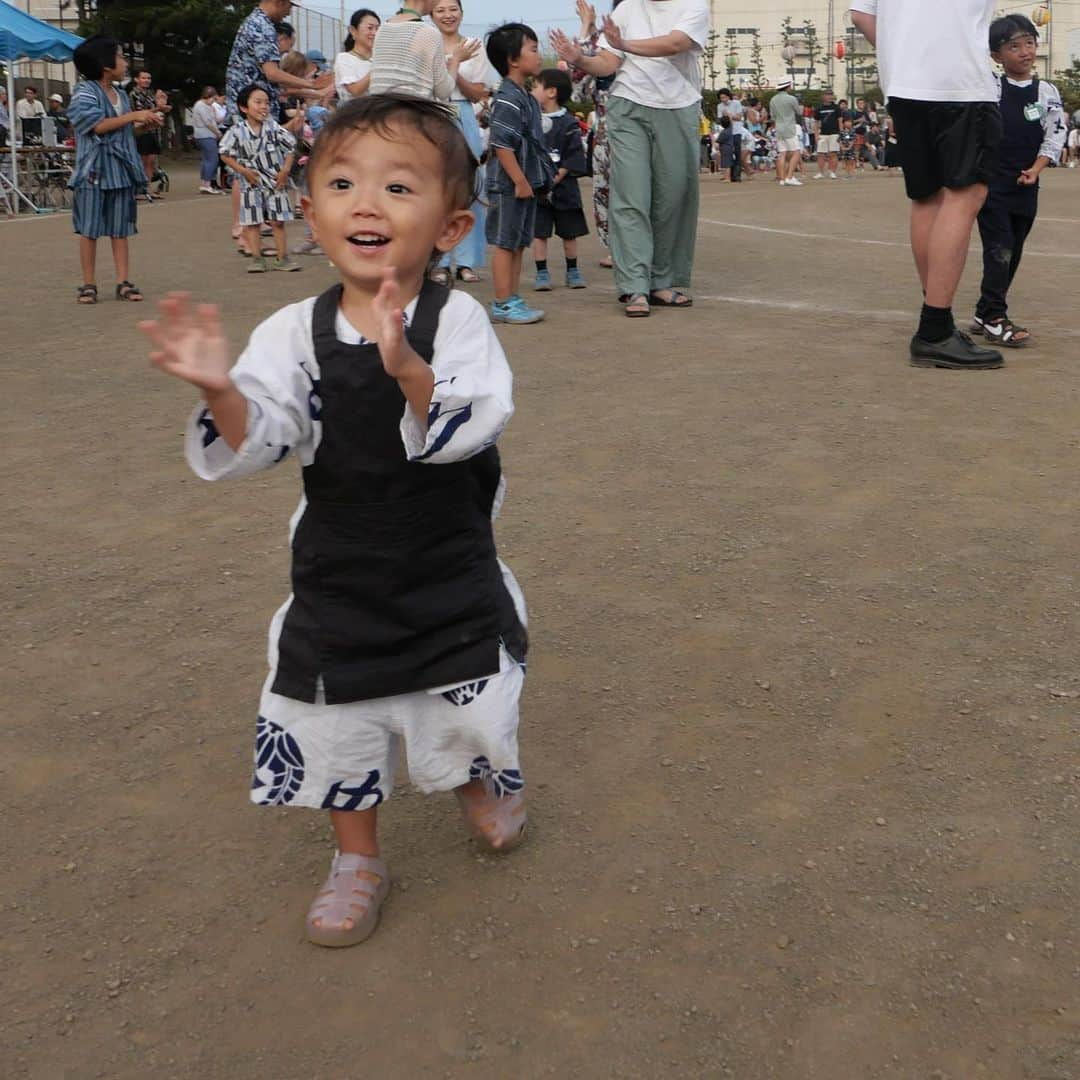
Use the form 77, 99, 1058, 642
252, 716, 305, 805
320, 772, 384, 812
469, 755, 525, 797
442, 678, 489, 706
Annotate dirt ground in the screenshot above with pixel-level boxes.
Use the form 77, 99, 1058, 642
4, 159, 1080, 1079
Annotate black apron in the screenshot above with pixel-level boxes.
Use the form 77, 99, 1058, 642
271, 280, 527, 705
989, 76, 1043, 215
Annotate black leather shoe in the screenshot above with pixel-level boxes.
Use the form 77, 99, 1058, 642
910, 330, 1004, 370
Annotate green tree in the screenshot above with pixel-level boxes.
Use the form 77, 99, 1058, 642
83, 0, 246, 99
802, 20, 819, 90
780, 16, 795, 80
750, 29, 766, 89
1055, 59, 1080, 114
702, 29, 721, 92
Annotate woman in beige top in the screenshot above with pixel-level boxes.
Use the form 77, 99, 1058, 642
369, 1, 479, 101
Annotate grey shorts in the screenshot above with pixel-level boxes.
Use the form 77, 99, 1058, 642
485, 192, 537, 252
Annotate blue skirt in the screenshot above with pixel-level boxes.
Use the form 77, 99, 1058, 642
439, 101, 486, 270
73, 185, 138, 239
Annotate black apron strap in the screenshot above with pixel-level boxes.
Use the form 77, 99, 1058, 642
312, 284, 344, 356
407, 278, 451, 363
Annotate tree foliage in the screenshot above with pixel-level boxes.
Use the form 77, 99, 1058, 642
1054, 59, 1080, 114
82, 0, 247, 99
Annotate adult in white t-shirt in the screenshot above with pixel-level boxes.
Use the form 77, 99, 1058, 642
552, 0, 710, 316
334, 8, 381, 102
850, 0, 1005, 370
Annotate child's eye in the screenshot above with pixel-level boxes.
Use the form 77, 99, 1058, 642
387, 183, 411, 195
329, 178, 352, 191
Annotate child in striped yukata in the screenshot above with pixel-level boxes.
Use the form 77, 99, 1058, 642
218, 84, 300, 273
67, 35, 164, 305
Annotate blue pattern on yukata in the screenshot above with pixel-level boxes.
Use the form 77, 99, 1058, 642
225, 7, 281, 115
252, 716, 305, 805
67, 81, 146, 192
442, 678, 489, 706
197, 408, 220, 448
469, 756, 524, 797
299, 361, 322, 420
219, 118, 296, 225
419, 393, 472, 460
320, 772, 385, 811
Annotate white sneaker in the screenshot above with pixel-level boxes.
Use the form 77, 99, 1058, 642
785, 177, 804, 186
812, 172, 825, 179
829, 171, 838, 179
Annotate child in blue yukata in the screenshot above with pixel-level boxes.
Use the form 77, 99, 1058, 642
218, 84, 300, 273
67, 35, 164, 305
140, 94, 529, 949
530, 68, 589, 292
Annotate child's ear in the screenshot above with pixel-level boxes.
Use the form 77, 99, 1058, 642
434, 208, 475, 254
301, 194, 317, 240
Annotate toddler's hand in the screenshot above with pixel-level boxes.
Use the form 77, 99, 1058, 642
1017, 167, 1039, 186
139, 293, 232, 394
372, 268, 413, 378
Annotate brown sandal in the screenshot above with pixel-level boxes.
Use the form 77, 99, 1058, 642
306, 853, 390, 948
623, 293, 650, 318
76, 284, 98, 304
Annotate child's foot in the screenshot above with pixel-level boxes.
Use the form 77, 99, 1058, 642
306, 852, 390, 948
489, 296, 545, 324
247, 256, 268, 273
566, 267, 587, 289
271, 256, 301, 272
291, 238, 323, 256
455, 780, 527, 852
534, 267, 552, 291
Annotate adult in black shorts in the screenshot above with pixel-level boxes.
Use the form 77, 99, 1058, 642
130, 69, 161, 189
850, 0, 1005, 370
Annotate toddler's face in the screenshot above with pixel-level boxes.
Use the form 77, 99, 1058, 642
304, 125, 472, 291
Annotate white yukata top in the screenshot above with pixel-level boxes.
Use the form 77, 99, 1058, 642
186, 290, 515, 523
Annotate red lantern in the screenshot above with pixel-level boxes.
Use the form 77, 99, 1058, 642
835, 40, 845, 60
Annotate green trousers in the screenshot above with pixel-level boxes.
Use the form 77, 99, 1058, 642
606, 96, 701, 298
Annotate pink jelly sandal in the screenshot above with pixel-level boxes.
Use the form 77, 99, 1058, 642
455, 785, 527, 853
305, 853, 390, 948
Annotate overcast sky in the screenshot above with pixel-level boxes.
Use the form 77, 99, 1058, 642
301, 1, 587, 40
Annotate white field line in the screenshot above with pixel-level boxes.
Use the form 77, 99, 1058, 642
698, 217, 1080, 259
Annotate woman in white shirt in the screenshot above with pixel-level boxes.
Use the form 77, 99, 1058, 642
369, 1, 479, 103
552, 0, 711, 318
430, 0, 493, 283
334, 8, 380, 102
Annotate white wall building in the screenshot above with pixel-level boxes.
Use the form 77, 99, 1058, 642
706, 1, 1080, 96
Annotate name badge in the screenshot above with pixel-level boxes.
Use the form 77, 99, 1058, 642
1024, 102, 1043, 122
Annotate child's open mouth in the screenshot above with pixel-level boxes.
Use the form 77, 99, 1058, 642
347, 232, 390, 248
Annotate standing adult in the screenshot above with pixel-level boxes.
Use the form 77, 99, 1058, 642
129, 70, 160, 188
570, 0, 623, 269
769, 78, 802, 186
225, 0, 329, 251
431, 0, 495, 283
369, 1, 478, 102
850, 0, 1004, 370
335, 9, 380, 102
552, 0, 710, 318
812, 88, 842, 179
16, 86, 46, 141
192, 86, 224, 195
47, 94, 72, 142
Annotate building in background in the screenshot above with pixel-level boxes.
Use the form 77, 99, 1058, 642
704, 1, 1080, 97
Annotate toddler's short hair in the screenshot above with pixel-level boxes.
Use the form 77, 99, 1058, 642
989, 14, 1039, 51
279, 50, 311, 77
486, 22, 537, 77
73, 35, 120, 80
538, 69, 573, 107
306, 93, 477, 210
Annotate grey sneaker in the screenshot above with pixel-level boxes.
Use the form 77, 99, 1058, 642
291, 238, 323, 256
534, 267, 552, 291
272, 256, 301, 272
566, 267, 587, 289
247, 256, 268, 273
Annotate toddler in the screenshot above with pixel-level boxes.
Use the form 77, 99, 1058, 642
141, 94, 529, 948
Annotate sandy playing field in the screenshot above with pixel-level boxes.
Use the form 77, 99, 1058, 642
4, 162, 1079, 1078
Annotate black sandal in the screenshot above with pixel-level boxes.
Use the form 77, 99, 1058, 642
116, 281, 144, 302
649, 289, 693, 308
980, 316, 1030, 348
76, 284, 98, 305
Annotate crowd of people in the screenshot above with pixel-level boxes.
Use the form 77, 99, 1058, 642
44, 0, 1080, 948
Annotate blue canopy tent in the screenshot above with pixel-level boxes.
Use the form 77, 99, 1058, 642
0, 0, 82, 212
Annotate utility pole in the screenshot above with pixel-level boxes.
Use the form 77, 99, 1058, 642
827, 0, 835, 89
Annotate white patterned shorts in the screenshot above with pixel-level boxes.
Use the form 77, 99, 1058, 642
238, 182, 293, 226
250, 644, 525, 810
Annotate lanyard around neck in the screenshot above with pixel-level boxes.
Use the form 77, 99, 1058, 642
397, 7, 423, 17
